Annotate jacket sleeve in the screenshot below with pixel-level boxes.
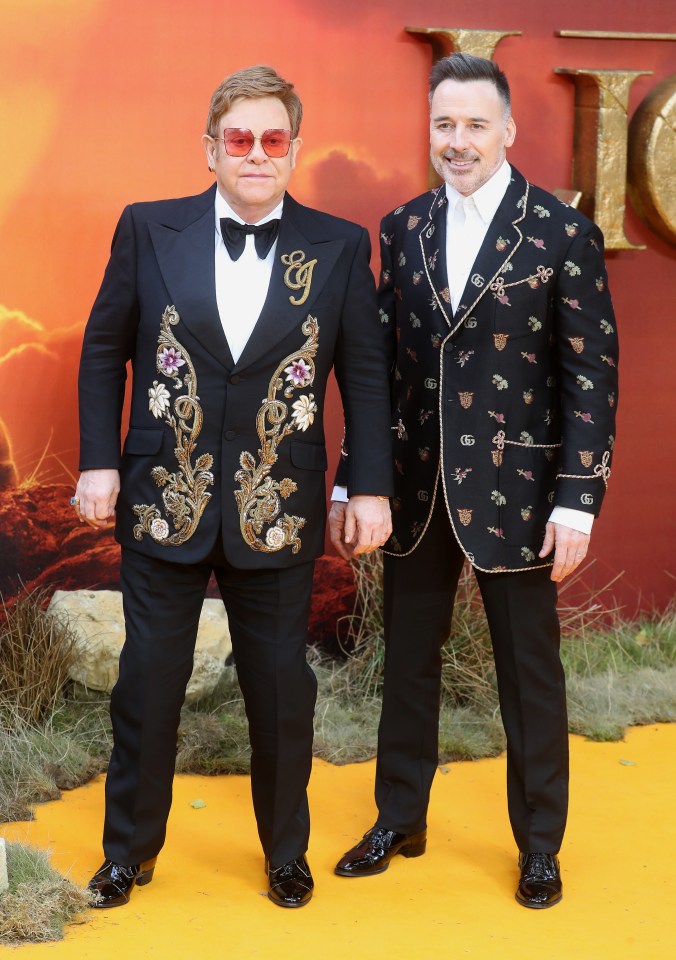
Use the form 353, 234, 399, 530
332, 225, 394, 497
552, 220, 618, 516
78, 206, 140, 471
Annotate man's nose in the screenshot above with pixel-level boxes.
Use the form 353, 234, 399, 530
247, 137, 268, 162
447, 125, 469, 151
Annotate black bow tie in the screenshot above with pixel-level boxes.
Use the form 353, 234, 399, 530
220, 217, 280, 261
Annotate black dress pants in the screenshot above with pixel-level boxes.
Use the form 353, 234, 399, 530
103, 539, 317, 870
375, 495, 569, 853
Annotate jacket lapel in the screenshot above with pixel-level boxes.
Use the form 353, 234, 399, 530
448, 168, 529, 338
148, 186, 234, 371
235, 194, 345, 370
419, 187, 452, 330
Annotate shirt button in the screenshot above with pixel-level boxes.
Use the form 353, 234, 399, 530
230, 374, 241, 384
225, 430, 236, 441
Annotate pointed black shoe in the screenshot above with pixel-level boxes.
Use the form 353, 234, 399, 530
335, 826, 427, 877
515, 852, 562, 909
266, 855, 314, 908
88, 857, 157, 908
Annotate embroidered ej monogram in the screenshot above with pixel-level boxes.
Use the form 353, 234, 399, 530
235, 316, 320, 554
133, 306, 214, 545
282, 250, 317, 306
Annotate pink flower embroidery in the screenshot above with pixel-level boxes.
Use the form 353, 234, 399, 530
158, 347, 185, 375
284, 359, 313, 387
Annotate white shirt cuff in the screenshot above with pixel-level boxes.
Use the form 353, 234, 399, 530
331, 485, 348, 503
549, 506, 594, 535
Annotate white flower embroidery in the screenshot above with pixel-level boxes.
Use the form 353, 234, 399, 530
148, 381, 171, 418
265, 527, 287, 549
284, 359, 313, 388
150, 518, 169, 541
291, 394, 318, 432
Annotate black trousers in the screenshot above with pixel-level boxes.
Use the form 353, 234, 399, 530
376, 496, 568, 853
103, 539, 317, 870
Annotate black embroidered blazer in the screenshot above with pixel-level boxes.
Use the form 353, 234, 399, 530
78, 186, 393, 568
375, 167, 618, 572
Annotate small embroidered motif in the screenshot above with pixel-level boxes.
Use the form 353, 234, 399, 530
452, 467, 472, 484
523, 389, 534, 404
579, 450, 593, 467
521, 547, 536, 561
521, 506, 533, 520
491, 490, 506, 506
234, 316, 320, 554
408, 215, 422, 230
457, 508, 473, 526
569, 337, 585, 353
133, 306, 214, 546
493, 333, 509, 351
282, 250, 318, 306
458, 391, 474, 409
593, 450, 612, 485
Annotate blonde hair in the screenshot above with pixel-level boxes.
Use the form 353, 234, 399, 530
206, 65, 302, 138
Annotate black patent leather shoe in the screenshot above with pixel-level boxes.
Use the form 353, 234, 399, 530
515, 852, 562, 909
334, 826, 427, 877
266, 855, 314, 908
87, 857, 157, 908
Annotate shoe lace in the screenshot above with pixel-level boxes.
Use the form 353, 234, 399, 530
522, 853, 557, 880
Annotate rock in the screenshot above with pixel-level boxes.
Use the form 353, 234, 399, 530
48, 589, 232, 703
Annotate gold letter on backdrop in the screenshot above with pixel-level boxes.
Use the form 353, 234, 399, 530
405, 27, 521, 61
555, 68, 651, 250
627, 74, 676, 246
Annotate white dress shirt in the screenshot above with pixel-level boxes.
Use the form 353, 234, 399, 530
214, 191, 283, 363
333, 162, 593, 535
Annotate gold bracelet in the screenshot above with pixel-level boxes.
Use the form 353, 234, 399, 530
375, 495, 390, 501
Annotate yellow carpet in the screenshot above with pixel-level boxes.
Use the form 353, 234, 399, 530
2, 724, 674, 959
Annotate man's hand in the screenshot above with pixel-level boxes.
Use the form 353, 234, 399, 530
74, 469, 120, 529
329, 496, 391, 561
539, 521, 590, 583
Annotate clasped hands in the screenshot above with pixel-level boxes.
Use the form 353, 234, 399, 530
329, 496, 392, 561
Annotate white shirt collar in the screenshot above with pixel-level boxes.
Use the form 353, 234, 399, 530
444, 160, 511, 224
214, 190, 284, 227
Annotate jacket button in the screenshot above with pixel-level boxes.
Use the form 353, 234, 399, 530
225, 430, 236, 441
230, 374, 240, 384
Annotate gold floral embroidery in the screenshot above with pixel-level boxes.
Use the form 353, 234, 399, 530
235, 316, 320, 553
282, 250, 317, 306
133, 306, 214, 545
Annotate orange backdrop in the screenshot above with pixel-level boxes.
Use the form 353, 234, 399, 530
0, 0, 673, 611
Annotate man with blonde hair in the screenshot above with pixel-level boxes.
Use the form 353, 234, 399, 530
75, 65, 392, 909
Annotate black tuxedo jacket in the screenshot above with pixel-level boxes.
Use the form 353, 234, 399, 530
78, 186, 392, 568
368, 167, 618, 571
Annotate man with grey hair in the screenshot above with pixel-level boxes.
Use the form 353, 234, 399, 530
330, 52, 618, 907
75, 65, 392, 909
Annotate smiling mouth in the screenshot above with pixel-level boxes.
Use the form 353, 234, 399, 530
445, 156, 476, 168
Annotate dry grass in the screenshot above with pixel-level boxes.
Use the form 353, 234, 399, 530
0, 588, 79, 727
0, 842, 91, 945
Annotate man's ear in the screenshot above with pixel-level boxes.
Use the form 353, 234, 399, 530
202, 134, 216, 172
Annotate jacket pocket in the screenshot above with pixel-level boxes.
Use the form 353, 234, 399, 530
290, 441, 328, 471
123, 428, 164, 455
